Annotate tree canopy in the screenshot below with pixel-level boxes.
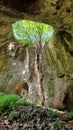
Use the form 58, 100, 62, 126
12, 20, 54, 45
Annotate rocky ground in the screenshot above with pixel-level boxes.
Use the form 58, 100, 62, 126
0, 103, 73, 130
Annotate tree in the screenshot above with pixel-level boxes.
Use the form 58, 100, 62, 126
12, 20, 54, 105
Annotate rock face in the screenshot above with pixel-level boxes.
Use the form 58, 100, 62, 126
0, 0, 73, 109
1, 0, 73, 35
44, 35, 73, 109
6, 80, 29, 98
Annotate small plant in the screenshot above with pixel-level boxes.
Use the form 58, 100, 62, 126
31, 128, 35, 130
16, 97, 28, 105
61, 128, 65, 130
20, 114, 27, 122
8, 110, 16, 121
53, 121, 59, 130
49, 110, 58, 117
53, 121, 66, 130
65, 110, 73, 117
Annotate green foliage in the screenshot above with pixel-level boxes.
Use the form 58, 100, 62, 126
0, 92, 6, 97
53, 121, 59, 130
8, 109, 16, 121
0, 93, 20, 114
12, 20, 54, 45
16, 97, 28, 105
53, 120, 66, 130
49, 110, 57, 117
65, 110, 73, 117
61, 128, 65, 130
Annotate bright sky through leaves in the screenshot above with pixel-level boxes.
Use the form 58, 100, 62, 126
12, 20, 54, 44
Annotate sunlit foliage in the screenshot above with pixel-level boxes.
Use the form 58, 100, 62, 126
12, 20, 54, 45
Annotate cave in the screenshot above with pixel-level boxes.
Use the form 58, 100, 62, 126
0, 0, 73, 109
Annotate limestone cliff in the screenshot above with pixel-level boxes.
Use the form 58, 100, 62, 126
0, 0, 73, 109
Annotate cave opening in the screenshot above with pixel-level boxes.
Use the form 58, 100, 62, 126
63, 90, 73, 110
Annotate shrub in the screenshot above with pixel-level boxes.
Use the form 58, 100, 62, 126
0, 93, 21, 114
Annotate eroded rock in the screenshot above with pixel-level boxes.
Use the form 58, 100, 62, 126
0, 0, 73, 109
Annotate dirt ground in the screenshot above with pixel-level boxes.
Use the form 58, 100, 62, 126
0, 103, 73, 130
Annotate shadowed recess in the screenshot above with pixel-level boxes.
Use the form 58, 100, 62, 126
1, 0, 41, 14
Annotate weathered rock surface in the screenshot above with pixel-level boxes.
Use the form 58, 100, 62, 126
1, 0, 73, 35
0, 0, 73, 109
